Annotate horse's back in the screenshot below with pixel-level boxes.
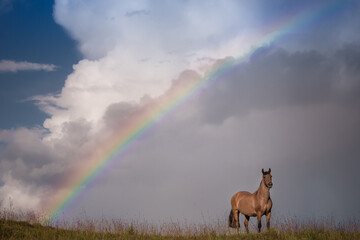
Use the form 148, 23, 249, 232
231, 191, 252, 204
231, 191, 256, 216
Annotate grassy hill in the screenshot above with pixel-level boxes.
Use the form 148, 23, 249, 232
1, 208, 359, 240
1, 217, 360, 240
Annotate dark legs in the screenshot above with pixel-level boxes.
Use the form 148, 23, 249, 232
257, 214, 262, 233
266, 211, 271, 230
242, 213, 270, 233
244, 215, 250, 233
233, 209, 240, 233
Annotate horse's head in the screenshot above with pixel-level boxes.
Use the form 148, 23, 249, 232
262, 168, 273, 189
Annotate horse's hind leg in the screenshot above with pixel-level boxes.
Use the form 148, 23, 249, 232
233, 209, 240, 233
244, 215, 250, 233
266, 211, 271, 230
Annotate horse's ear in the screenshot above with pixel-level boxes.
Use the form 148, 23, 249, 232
268, 168, 271, 173
262, 168, 265, 174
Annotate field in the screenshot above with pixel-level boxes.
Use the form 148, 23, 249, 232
1, 209, 359, 240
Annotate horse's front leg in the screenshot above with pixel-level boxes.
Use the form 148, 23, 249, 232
266, 210, 271, 230
256, 213, 262, 233
244, 215, 250, 233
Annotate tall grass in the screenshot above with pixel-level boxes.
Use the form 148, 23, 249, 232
1, 207, 359, 239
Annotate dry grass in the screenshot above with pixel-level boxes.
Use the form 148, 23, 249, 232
1, 208, 359, 240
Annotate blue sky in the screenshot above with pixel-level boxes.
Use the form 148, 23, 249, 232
1, 0, 360, 226
0, 0, 79, 128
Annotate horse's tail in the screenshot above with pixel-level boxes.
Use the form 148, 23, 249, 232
228, 209, 237, 228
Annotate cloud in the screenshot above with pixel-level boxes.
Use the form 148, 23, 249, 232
2, 0, 360, 223
45, 0, 360, 141
0, 122, 93, 210
2, 45, 360, 222
125, 9, 151, 17
84, 46, 360, 221
0, 128, 65, 186
0, 173, 43, 211
52, 46, 360, 222
53, 0, 251, 59
0, 60, 58, 73
36, 0, 264, 140
196, 48, 351, 124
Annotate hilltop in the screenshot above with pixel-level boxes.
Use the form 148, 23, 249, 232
1, 217, 359, 240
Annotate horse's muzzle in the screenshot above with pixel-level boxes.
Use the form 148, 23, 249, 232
267, 182, 273, 188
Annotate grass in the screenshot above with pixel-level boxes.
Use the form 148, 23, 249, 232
1, 208, 359, 240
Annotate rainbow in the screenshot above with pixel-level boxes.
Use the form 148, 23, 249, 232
44, 0, 352, 222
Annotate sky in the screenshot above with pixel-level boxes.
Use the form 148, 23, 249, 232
1, 0, 360, 225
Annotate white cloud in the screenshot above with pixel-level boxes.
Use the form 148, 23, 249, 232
0, 60, 57, 73
33, 0, 255, 140
0, 174, 43, 211
53, 0, 251, 59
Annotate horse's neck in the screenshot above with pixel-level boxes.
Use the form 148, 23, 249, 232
255, 180, 270, 201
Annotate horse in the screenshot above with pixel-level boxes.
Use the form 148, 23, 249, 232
229, 168, 273, 233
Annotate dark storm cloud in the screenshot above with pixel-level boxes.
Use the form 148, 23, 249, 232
75, 43, 360, 222
54, 118, 92, 151
334, 43, 360, 98
197, 44, 360, 124
103, 102, 142, 130
0, 128, 61, 187
0, 118, 92, 188
189, 44, 360, 218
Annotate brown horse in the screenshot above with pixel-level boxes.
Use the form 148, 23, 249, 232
229, 168, 273, 233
